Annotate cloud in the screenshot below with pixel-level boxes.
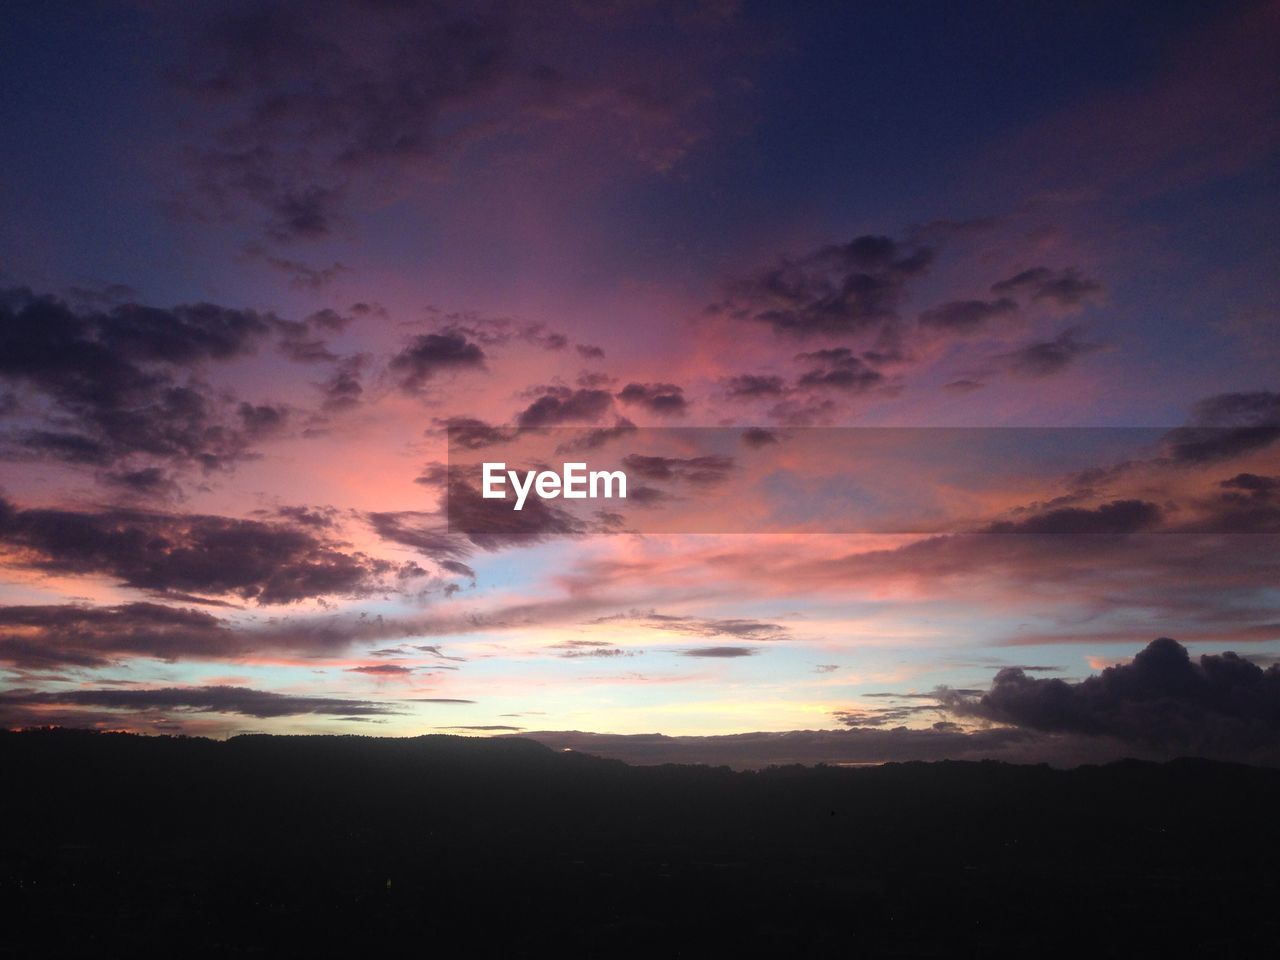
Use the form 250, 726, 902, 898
593, 610, 789, 641
440, 559, 477, 581
680, 646, 757, 658
261, 256, 349, 290
271, 505, 339, 529
1220, 473, 1279, 499
794, 348, 885, 393
347, 664, 414, 676
946, 637, 1280, 762
551, 639, 635, 659
576, 344, 606, 360
366, 511, 473, 562
0, 496, 398, 604
0, 602, 234, 668
0, 287, 282, 472
169, 1, 741, 241
619, 454, 735, 486
440, 416, 515, 450
98, 466, 182, 499
1162, 391, 1280, 464
984, 499, 1163, 535
390, 332, 487, 393
997, 325, 1102, 377
438, 476, 586, 547
991, 267, 1102, 307
710, 235, 933, 338
0, 684, 397, 720
723, 374, 787, 399
740, 427, 779, 448
172, 3, 514, 241
273, 307, 358, 362
616, 382, 689, 416
314, 355, 365, 414
553, 418, 637, 453
516, 387, 613, 427
918, 297, 1017, 334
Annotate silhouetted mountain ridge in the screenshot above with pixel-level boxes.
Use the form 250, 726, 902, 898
1, 729, 1276, 956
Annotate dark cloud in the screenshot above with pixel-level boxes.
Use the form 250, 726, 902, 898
765, 395, 838, 427
315, 355, 365, 414
261, 256, 349, 290
576, 371, 616, 389
0, 602, 234, 668
997, 325, 1102, 377
680, 646, 757, 658
795, 348, 885, 393
272, 307, 357, 363
723, 374, 787, 399
347, 664, 414, 676
834, 702, 945, 728
440, 476, 586, 547
616, 382, 689, 416
426, 313, 576, 355
238, 401, 289, 437
711, 235, 933, 337
440, 416, 514, 450
390, 332, 486, 393
1163, 391, 1280, 464
173, 4, 513, 240
918, 297, 1017, 333
170, 2, 733, 242
412, 463, 449, 490
592, 610, 789, 641
619, 454, 735, 486
0, 287, 283, 471
576, 344, 606, 360
553, 418, 637, 453
366, 511, 473, 562
19, 431, 112, 465
440, 559, 477, 581
0, 684, 397, 719
740, 427, 779, 448
0, 496, 393, 604
550, 640, 635, 659
516, 387, 613, 427
991, 267, 1102, 307
271, 505, 339, 529
985, 499, 1163, 535
947, 637, 1280, 761
98, 466, 181, 499
1221, 473, 1279, 499
943, 379, 985, 393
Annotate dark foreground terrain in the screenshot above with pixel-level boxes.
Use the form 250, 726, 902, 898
1, 730, 1277, 957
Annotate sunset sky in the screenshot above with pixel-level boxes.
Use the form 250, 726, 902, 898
1, 0, 1277, 765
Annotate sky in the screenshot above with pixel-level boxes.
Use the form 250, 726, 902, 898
0, 0, 1278, 766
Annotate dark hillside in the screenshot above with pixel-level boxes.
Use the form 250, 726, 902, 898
2, 729, 1277, 957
